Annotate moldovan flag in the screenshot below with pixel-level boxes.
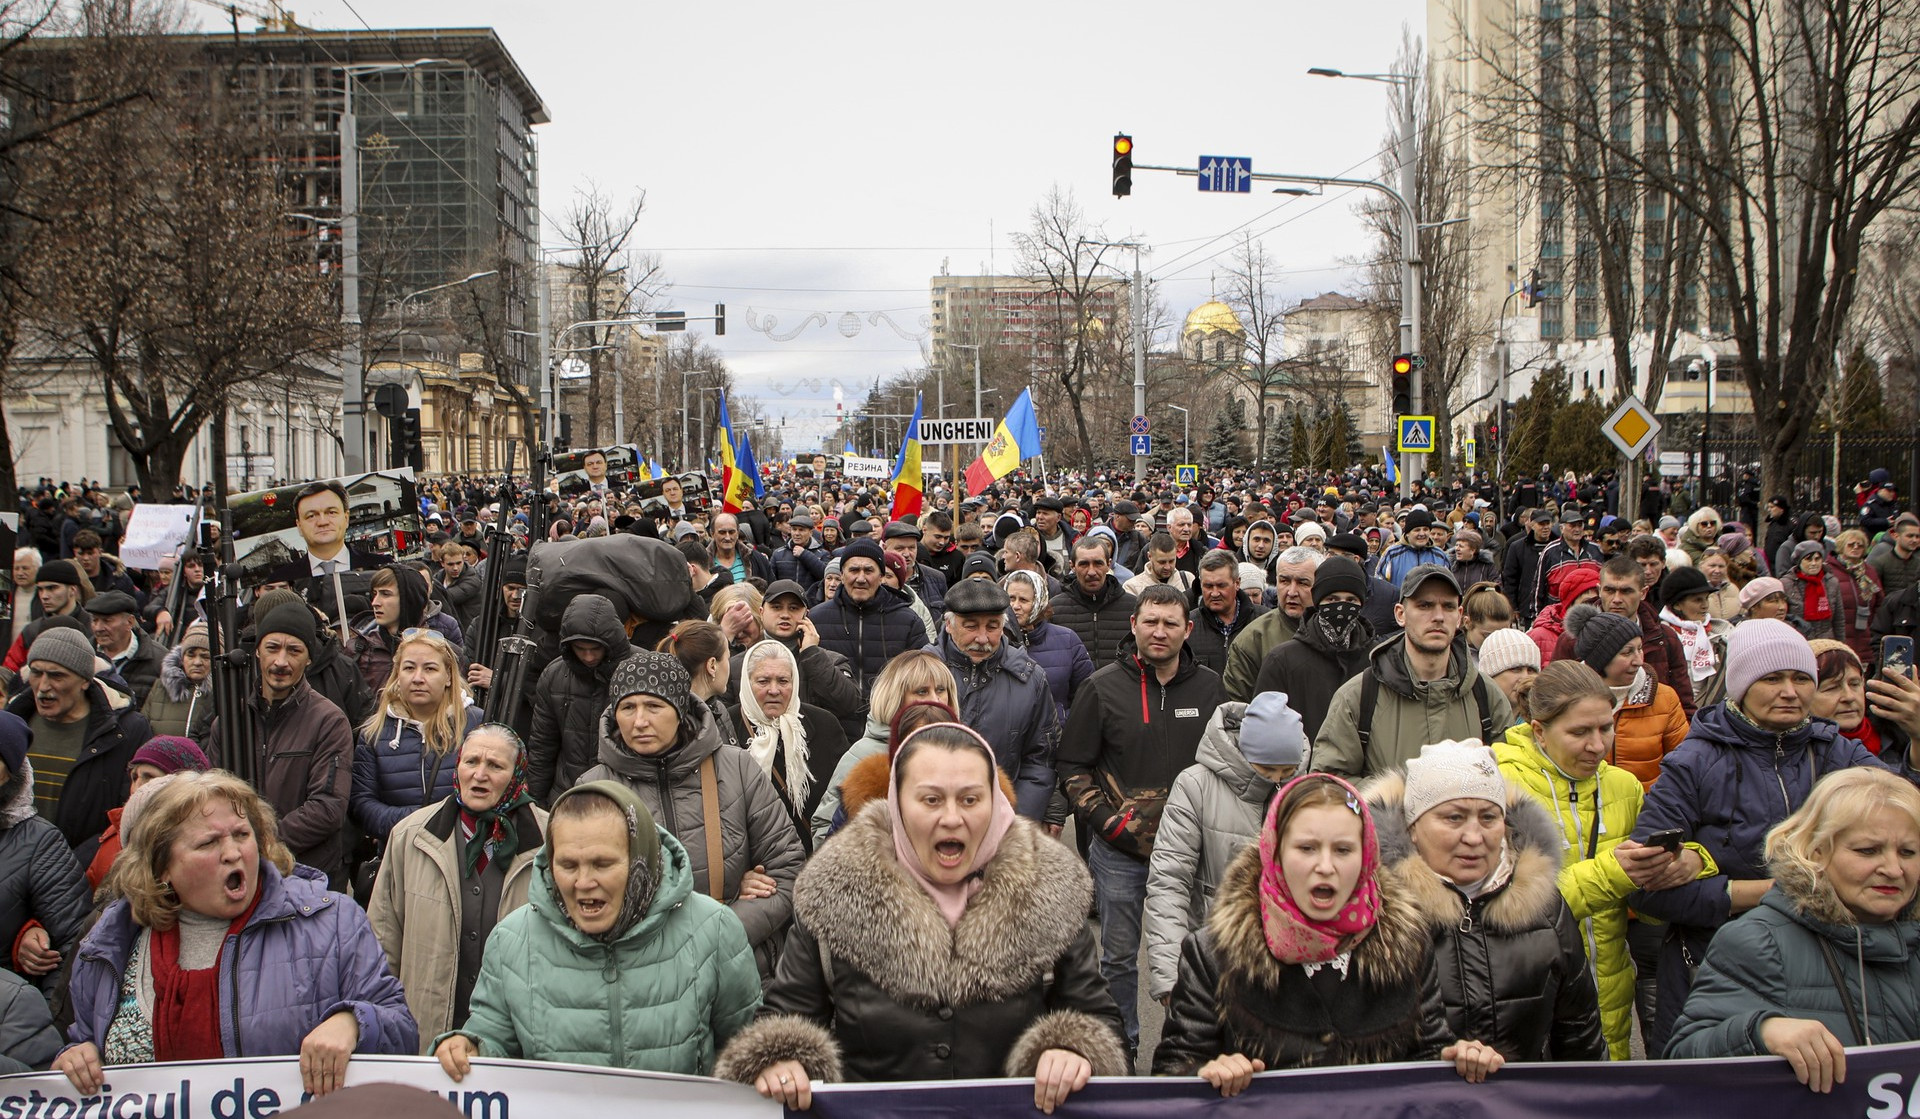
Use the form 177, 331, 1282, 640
734, 428, 765, 503
889, 394, 925, 520
717, 392, 754, 513
965, 388, 1042, 493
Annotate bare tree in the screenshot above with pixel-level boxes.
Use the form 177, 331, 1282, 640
1360, 43, 1494, 484
1012, 187, 1127, 468
18, 4, 336, 499
1466, 0, 1920, 500
550, 185, 657, 447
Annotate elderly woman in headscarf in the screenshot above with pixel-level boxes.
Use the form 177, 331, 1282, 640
577, 650, 804, 976
431, 780, 759, 1078
717, 723, 1126, 1112
727, 640, 850, 853
1003, 570, 1093, 725
142, 620, 213, 742
369, 724, 547, 1047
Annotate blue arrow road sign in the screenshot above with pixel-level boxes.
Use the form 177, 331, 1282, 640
1130, 434, 1152, 456
1197, 156, 1253, 193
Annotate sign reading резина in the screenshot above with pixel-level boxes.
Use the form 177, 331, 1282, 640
9, 1042, 1920, 1119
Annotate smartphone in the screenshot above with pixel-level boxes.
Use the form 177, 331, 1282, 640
1646, 828, 1684, 854
1885, 636, 1915, 679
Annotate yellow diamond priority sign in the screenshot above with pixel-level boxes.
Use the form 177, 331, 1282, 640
1602, 395, 1662, 458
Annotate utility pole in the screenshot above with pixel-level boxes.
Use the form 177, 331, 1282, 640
1132, 253, 1147, 487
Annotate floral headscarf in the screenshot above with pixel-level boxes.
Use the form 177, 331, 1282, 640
457, 723, 535, 876
1257, 773, 1383, 965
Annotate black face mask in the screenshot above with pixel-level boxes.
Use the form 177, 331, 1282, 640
1310, 600, 1367, 650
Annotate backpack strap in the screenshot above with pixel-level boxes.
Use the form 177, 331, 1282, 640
1472, 672, 1495, 744
1356, 671, 1379, 774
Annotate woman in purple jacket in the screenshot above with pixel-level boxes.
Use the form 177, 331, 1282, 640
55, 770, 416, 1098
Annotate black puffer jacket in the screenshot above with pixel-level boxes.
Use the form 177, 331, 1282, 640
0, 762, 90, 993
1250, 612, 1372, 742
1153, 840, 1450, 1073
808, 585, 929, 699
525, 594, 631, 804
1049, 575, 1138, 669
1367, 771, 1607, 1062
714, 804, 1127, 1085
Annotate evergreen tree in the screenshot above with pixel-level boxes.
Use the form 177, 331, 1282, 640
1289, 410, 1312, 472
1202, 398, 1248, 470
1836, 344, 1892, 431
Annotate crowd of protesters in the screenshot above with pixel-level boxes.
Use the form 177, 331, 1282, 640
5, 453, 1920, 1104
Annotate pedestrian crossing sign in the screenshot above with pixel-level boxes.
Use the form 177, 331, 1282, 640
1175, 464, 1198, 487
1397, 415, 1435, 454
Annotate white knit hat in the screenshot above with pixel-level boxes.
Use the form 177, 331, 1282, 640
1403, 739, 1507, 825
1477, 628, 1541, 679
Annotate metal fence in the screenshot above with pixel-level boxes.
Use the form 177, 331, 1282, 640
1690, 432, 1920, 516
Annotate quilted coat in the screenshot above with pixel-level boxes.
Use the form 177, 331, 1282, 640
66, 862, 418, 1057
440, 825, 760, 1074
350, 704, 487, 841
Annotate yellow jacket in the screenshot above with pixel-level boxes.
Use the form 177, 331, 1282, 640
1495, 725, 1716, 1059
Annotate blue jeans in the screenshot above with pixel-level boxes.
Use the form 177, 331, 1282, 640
1087, 836, 1150, 1048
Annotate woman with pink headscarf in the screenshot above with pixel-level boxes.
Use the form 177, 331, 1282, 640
717, 723, 1127, 1113
1153, 772, 1506, 1094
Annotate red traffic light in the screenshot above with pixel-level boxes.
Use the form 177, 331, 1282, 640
1392, 354, 1415, 376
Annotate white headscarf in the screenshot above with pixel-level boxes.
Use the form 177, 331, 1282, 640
738, 640, 810, 807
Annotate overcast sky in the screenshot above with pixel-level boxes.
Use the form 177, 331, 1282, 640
200, 0, 1427, 452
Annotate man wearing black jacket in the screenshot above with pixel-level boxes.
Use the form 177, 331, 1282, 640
1058, 583, 1227, 1056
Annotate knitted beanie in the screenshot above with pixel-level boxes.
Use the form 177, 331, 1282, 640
1239, 694, 1306, 768
1403, 739, 1507, 824
606, 650, 696, 728
130, 735, 210, 776
1724, 618, 1818, 707
0, 712, 28, 778
28, 627, 96, 681
1312, 556, 1369, 606
841, 538, 887, 571
257, 601, 318, 651
1478, 628, 1542, 678
1738, 577, 1787, 613
1569, 604, 1643, 674
179, 620, 211, 653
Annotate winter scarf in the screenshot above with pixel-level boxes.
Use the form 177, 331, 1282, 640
884, 723, 1015, 928
150, 890, 262, 1061
1797, 568, 1833, 621
457, 723, 535, 876
1303, 599, 1371, 653
739, 640, 811, 811
1257, 773, 1383, 966
1659, 607, 1720, 684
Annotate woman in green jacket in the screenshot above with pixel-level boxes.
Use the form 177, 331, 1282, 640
1669, 766, 1920, 1092
431, 780, 761, 1078
1494, 661, 1717, 1059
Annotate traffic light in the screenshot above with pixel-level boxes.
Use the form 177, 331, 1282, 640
714, 303, 727, 336
1391, 353, 1414, 414
400, 407, 423, 471
1112, 133, 1133, 198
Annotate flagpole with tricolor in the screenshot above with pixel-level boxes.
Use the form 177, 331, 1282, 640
717, 391, 754, 513
964, 388, 1043, 494
889, 394, 925, 520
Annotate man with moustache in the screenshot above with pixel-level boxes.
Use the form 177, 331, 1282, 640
934, 578, 1058, 821
9, 625, 151, 847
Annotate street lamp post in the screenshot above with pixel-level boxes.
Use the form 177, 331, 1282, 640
1077, 241, 1147, 484
1309, 65, 1421, 497
337, 58, 455, 475
1167, 404, 1190, 465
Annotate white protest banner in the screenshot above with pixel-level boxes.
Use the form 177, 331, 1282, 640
841, 456, 892, 481
118, 505, 198, 571
0, 1055, 780, 1119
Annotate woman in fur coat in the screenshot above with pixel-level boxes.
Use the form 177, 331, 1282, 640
1153, 772, 1506, 1095
1367, 742, 1607, 1061
716, 723, 1126, 1114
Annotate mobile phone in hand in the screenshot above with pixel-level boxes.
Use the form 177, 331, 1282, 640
1884, 636, 1915, 679
1646, 828, 1684, 853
